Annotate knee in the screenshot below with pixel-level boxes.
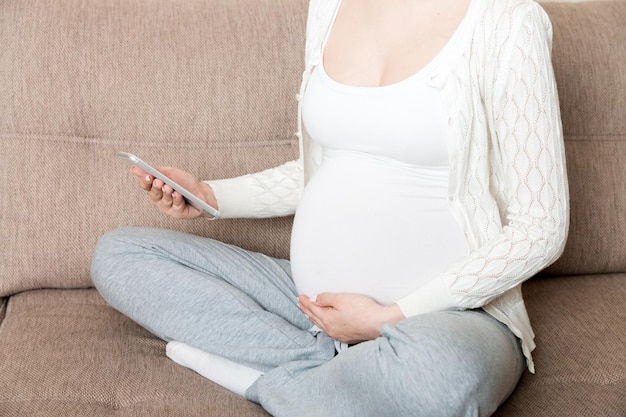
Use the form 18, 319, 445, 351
376, 312, 522, 417
90, 227, 141, 296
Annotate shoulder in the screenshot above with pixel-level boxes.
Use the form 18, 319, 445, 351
306, 0, 331, 17
470, 0, 553, 56
304, 0, 341, 64
478, 0, 544, 14
305, 0, 339, 33
474, 0, 551, 33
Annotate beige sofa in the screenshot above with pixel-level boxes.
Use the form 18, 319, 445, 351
1, 1, 624, 416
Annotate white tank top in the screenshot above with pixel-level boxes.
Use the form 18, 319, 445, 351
291, 60, 469, 305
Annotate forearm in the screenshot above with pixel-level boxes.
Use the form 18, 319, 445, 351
206, 159, 304, 219
395, 277, 457, 318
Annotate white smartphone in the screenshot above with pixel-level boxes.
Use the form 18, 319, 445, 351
117, 151, 221, 219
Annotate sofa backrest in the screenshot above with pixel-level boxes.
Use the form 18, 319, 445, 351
0, 0, 307, 296
542, 1, 626, 276
0, 1, 624, 296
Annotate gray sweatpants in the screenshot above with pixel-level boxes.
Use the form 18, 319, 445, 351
91, 227, 525, 417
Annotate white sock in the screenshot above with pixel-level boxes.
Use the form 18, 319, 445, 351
166, 341, 264, 397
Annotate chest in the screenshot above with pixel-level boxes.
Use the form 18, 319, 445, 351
302, 63, 449, 167
322, 0, 471, 87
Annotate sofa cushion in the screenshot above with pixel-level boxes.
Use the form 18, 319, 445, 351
542, 1, 626, 276
1, 278, 623, 416
495, 273, 626, 417
0, 289, 270, 416
0, 0, 307, 296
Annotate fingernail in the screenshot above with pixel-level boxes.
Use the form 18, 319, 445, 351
145, 175, 151, 183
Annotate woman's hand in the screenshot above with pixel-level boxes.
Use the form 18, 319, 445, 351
131, 165, 218, 220
298, 293, 406, 344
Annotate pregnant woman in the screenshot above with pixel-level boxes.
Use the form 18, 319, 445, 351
91, 0, 569, 416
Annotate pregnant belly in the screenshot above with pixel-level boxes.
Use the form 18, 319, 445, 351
290, 152, 468, 305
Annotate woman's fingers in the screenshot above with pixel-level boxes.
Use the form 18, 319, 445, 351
298, 295, 328, 331
161, 184, 174, 204
148, 179, 164, 205
129, 164, 207, 220
154, 183, 192, 218
156, 184, 178, 213
131, 167, 153, 191
170, 191, 186, 212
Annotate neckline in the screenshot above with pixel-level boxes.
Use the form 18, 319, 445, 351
318, 42, 444, 92
319, 0, 475, 89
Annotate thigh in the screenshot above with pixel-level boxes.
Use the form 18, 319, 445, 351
91, 227, 335, 371
251, 310, 525, 417
95, 227, 301, 318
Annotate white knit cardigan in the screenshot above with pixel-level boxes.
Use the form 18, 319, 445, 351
209, 0, 570, 372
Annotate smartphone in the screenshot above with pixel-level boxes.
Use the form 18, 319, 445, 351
117, 151, 221, 219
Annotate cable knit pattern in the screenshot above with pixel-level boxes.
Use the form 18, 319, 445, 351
439, 1, 569, 304
208, 160, 303, 219
247, 161, 303, 217
209, 0, 569, 372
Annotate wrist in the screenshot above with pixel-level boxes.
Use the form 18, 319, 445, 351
374, 304, 405, 336
199, 181, 219, 211
395, 278, 456, 318
384, 303, 406, 325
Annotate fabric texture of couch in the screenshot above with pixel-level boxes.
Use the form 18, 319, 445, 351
0, 0, 624, 415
